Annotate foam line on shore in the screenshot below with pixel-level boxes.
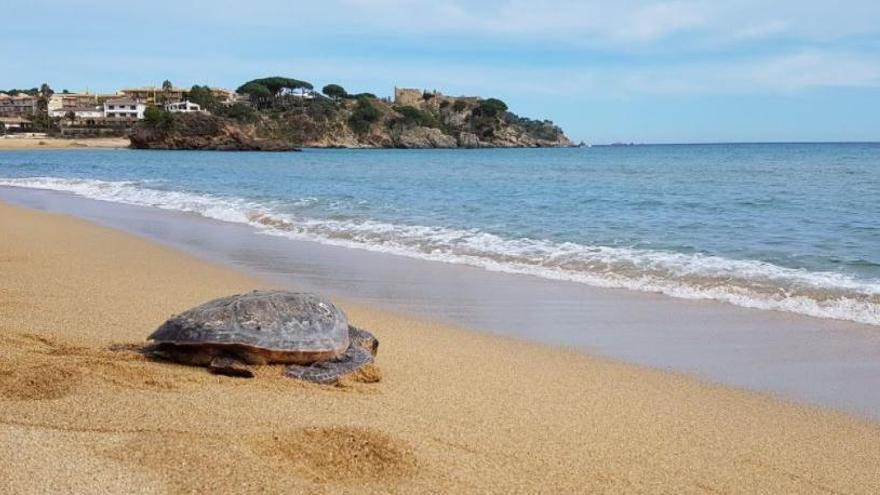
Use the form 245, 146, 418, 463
2, 176, 878, 326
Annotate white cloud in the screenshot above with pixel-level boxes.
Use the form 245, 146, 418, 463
613, 51, 880, 94
205, 0, 877, 46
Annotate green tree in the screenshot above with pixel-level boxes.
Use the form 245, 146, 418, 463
36, 83, 54, 115
162, 80, 173, 91
477, 98, 508, 116
188, 85, 218, 111
0, 121, 5, 135
322, 84, 347, 100
39, 83, 54, 99
236, 77, 314, 97
237, 81, 272, 98
1, 88, 39, 96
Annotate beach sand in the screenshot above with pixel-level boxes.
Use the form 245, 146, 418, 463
1, 200, 879, 493
0, 136, 129, 150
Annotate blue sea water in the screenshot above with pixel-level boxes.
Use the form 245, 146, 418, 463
1, 144, 878, 324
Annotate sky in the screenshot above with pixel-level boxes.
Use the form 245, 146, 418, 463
3, 1, 880, 144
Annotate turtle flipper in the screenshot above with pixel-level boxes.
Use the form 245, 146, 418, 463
209, 356, 255, 378
284, 346, 374, 384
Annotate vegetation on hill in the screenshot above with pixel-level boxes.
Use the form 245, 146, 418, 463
129, 75, 571, 149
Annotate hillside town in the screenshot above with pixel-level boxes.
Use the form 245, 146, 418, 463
0, 82, 451, 137
0, 83, 239, 136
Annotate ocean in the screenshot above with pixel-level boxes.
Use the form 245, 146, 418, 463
1, 143, 878, 325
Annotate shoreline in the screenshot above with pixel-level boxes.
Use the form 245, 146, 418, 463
0, 135, 130, 150
2, 199, 880, 492
4, 184, 880, 417
0, 136, 575, 151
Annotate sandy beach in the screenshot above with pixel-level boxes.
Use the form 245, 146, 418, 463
0, 136, 130, 150
2, 200, 880, 493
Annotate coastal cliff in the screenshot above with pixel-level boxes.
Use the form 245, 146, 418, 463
128, 113, 299, 151
130, 90, 571, 150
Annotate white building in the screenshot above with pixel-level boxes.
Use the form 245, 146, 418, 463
165, 100, 202, 113
49, 106, 104, 120
279, 87, 316, 99
104, 98, 145, 120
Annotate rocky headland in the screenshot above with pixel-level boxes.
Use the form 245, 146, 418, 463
129, 80, 571, 150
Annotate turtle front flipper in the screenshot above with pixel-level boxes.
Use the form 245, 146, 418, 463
209, 356, 255, 378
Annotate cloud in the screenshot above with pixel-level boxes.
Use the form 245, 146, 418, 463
613, 51, 880, 94
198, 0, 877, 46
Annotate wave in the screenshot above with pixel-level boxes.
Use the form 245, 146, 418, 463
2, 176, 879, 326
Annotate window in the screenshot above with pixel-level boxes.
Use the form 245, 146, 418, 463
108, 105, 115, 110
130, 105, 135, 110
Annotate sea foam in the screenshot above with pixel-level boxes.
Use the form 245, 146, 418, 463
2, 176, 878, 326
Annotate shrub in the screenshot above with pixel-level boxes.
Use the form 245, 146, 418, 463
214, 102, 257, 123
452, 99, 468, 112
348, 98, 380, 134
391, 105, 439, 128
143, 106, 175, 130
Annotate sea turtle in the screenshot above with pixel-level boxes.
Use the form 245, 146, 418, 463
146, 290, 378, 384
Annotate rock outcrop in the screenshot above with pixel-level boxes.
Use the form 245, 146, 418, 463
129, 113, 300, 151
392, 126, 458, 148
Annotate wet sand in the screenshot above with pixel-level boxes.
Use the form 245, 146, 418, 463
2, 200, 880, 493
0, 136, 130, 150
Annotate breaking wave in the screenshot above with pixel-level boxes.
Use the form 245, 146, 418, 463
2, 176, 879, 326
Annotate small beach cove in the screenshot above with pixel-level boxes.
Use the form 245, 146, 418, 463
3, 198, 880, 493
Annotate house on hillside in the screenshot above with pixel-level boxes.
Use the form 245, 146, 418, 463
49, 106, 105, 126
0, 94, 38, 117
210, 87, 237, 104
165, 100, 203, 113
119, 86, 237, 105
48, 92, 115, 113
119, 86, 186, 104
50, 106, 104, 119
0, 116, 34, 133
104, 98, 145, 120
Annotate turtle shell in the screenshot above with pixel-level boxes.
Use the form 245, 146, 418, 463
149, 291, 350, 363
